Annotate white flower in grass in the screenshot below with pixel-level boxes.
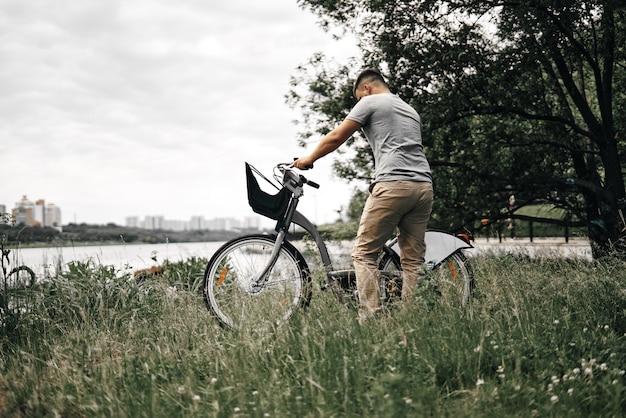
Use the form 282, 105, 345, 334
210, 377, 218, 385
584, 367, 593, 376
619, 370, 625, 376
234, 407, 241, 413
166, 286, 178, 298
193, 395, 201, 403
567, 388, 574, 395
178, 386, 185, 395
604, 325, 610, 331
476, 378, 485, 387
550, 395, 559, 404
600, 363, 608, 371
573, 368, 581, 375
473, 345, 482, 353
562, 374, 569, 382
553, 319, 559, 325
551, 376, 560, 385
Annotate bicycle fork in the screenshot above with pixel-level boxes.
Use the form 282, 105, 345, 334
248, 229, 288, 293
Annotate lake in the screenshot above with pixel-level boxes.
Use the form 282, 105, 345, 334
5, 241, 227, 279
4, 237, 593, 281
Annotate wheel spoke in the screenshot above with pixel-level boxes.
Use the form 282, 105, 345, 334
379, 252, 474, 308
203, 235, 310, 329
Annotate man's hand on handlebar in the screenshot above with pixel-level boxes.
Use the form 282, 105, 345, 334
293, 156, 315, 170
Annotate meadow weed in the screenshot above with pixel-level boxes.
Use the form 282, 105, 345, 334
0, 253, 624, 417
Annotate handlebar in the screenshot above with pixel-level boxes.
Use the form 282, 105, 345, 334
275, 163, 320, 190
307, 179, 321, 189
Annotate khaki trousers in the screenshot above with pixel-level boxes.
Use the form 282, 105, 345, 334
351, 181, 433, 314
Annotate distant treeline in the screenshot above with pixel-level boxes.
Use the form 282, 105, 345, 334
0, 223, 263, 245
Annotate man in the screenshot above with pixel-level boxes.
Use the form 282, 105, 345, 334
294, 69, 433, 320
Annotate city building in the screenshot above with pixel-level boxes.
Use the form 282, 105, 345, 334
125, 215, 262, 232
189, 216, 205, 230
45, 203, 62, 228
143, 215, 165, 230
10, 196, 62, 231
125, 216, 140, 228
13, 195, 34, 225
243, 216, 261, 230
3, 198, 260, 232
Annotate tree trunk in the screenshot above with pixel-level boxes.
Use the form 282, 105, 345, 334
589, 130, 625, 258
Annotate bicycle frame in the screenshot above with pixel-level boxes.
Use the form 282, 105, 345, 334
289, 210, 473, 275
250, 165, 472, 290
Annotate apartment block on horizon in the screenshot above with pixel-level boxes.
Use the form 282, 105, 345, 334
11, 195, 63, 231
125, 215, 262, 232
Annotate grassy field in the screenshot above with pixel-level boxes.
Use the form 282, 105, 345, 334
1, 253, 625, 417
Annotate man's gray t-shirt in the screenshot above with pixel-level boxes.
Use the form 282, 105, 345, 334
346, 93, 432, 185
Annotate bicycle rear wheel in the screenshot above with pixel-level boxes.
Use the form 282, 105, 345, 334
6, 265, 36, 289
203, 234, 311, 330
379, 251, 475, 308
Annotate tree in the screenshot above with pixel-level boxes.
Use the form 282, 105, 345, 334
290, 0, 625, 257
346, 188, 369, 222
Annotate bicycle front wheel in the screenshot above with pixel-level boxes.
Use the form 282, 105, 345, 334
379, 251, 475, 308
203, 235, 311, 329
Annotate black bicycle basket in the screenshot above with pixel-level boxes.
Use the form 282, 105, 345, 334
245, 162, 292, 220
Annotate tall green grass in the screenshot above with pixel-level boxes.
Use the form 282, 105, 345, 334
1, 254, 624, 417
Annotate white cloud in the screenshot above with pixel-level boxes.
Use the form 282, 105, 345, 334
0, 0, 359, 226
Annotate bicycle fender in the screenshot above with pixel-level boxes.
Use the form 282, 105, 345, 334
388, 230, 473, 268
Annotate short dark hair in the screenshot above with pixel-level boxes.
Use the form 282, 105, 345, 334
353, 69, 387, 96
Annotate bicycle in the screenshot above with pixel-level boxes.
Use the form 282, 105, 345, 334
202, 162, 474, 330
1, 243, 37, 316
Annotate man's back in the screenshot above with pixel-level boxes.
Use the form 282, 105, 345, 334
347, 93, 432, 184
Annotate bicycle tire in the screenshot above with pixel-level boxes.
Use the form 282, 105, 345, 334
203, 234, 312, 329
2, 265, 36, 314
379, 251, 475, 308
6, 265, 36, 289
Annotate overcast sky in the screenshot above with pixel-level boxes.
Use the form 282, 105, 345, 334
0, 0, 359, 227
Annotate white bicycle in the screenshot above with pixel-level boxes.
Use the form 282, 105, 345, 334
203, 162, 474, 329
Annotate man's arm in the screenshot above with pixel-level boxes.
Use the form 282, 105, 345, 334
294, 119, 361, 169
